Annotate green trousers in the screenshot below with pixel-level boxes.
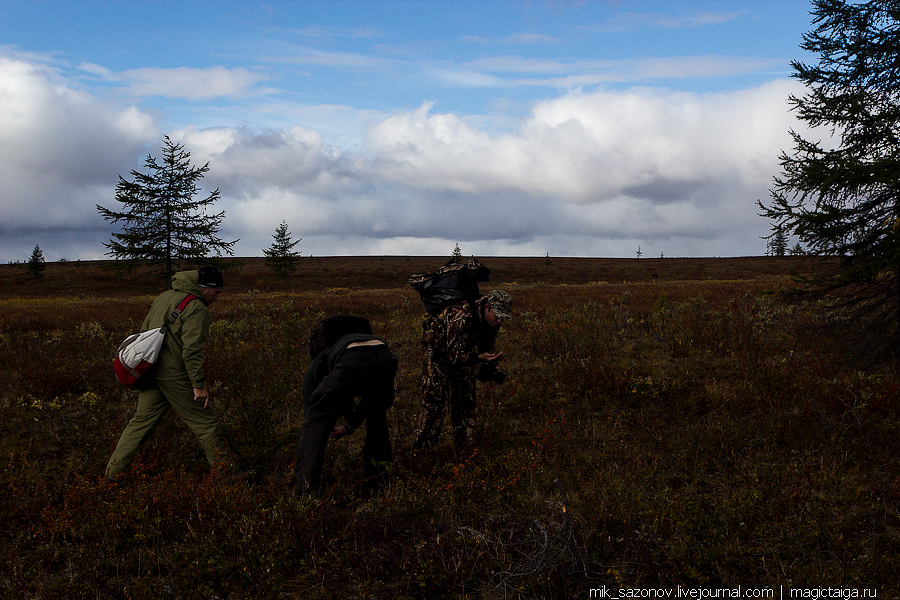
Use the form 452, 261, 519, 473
105, 378, 229, 480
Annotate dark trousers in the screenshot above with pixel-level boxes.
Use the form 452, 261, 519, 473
296, 345, 397, 493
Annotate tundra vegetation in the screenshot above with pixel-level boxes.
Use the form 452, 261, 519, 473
1, 256, 897, 598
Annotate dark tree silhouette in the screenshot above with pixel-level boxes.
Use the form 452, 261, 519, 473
759, 0, 900, 359
98, 136, 237, 278
26, 244, 45, 278
263, 221, 302, 277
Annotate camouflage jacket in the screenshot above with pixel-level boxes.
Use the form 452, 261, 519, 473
423, 296, 498, 367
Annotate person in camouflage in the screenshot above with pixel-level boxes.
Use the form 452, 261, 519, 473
413, 289, 512, 457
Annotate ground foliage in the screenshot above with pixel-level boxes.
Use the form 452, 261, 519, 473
1, 257, 898, 598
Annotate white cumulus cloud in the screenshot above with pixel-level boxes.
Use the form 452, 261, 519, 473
0, 56, 157, 230
0, 51, 812, 261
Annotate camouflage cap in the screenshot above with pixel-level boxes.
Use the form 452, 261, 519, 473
487, 289, 513, 320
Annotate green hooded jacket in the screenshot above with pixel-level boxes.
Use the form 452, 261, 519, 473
140, 270, 211, 388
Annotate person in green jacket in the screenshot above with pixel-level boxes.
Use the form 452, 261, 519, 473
105, 267, 232, 482
295, 315, 399, 495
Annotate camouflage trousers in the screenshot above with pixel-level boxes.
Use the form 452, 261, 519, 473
414, 348, 477, 454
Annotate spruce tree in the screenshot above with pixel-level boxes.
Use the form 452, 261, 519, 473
263, 221, 301, 277
26, 244, 45, 277
769, 225, 788, 257
759, 0, 900, 359
97, 136, 237, 277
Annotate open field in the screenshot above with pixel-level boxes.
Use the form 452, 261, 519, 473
1, 256, 898, 598
1, 255, 814, 296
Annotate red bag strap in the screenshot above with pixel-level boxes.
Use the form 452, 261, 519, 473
176, 293, 199, 311
165, 293, 199, 328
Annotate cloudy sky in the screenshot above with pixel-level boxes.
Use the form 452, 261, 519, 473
0, 0, 818, 262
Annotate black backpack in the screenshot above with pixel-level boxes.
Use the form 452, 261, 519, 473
407, 258, 491, 314
308, 315, 372, 358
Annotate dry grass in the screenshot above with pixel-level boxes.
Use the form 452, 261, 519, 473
1, 256, 896, 599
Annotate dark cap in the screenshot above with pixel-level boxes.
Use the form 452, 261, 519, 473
198, 266, 224, 289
